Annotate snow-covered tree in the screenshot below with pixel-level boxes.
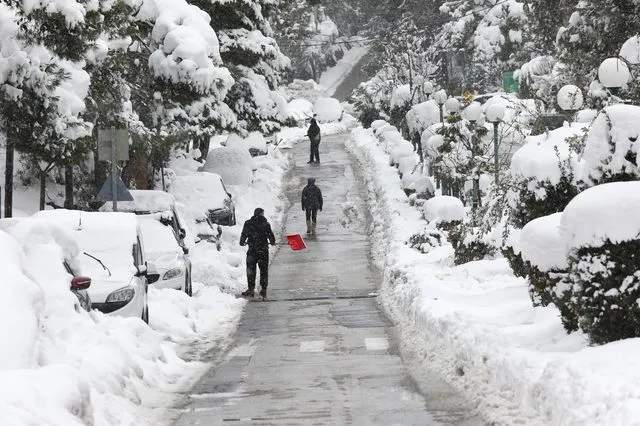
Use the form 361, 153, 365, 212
192, 0, 290, 134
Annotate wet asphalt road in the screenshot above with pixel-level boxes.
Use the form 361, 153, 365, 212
175, 135, 483, 425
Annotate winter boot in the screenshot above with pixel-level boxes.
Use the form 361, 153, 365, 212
306, 220, 312, 234
259, 287, 267, 299
241, 288, 255, 298
311, 221, 317, 235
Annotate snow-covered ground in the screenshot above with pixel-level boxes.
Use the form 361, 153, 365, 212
347, 126, 640, 425
318, 41, 369, 97
0, 142, 291, 424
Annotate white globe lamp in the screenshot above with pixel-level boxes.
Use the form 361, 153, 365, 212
444, 97, 461, 114
464, 102, 483, 122
485, 103, 506, 123
423, 81, 434, 96
598, 57, 631, 89
620, 36, 640, 65
557, 84, 584, 111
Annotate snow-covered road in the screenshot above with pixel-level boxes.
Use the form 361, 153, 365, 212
174, 134, 481, 424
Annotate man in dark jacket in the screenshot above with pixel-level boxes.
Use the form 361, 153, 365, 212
301, 177, 323, 234
306, 115, 321, 164
239, 208, 276, 298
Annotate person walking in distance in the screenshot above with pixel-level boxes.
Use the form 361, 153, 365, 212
301, 177, 323, 235
239, 208, 276, 299
306, 115, 321, 164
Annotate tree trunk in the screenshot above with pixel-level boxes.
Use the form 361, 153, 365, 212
39, 171, 46, 211
4, 132, 14, 218
64, 165, 74, 209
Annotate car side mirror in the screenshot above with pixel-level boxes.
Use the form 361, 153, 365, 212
71, 276, 91, 290
147, 261, 157, 274
178, 228, 187, 239
136, 265, 147, 277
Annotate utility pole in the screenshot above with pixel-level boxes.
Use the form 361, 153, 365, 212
110, 126, 118, 212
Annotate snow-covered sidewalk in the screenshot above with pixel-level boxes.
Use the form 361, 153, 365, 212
319, 41, 369, 97
346, 127, 640, 425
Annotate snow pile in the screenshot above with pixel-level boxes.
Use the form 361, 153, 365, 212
423, 196, 465, 225
560, 181, 640, 250
520, 213, 567, 271
313, 97, 343, 123
169, 172, 229, 218
580, 105, 640, 185
226, 132, 267, 155
101, 189, 176, 213
286, 98, 313, 121
200, 147, 253, 185
347, 125, 640, 425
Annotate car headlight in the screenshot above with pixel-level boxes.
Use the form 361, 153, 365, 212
163, 267, 183, 280
106, 288, 135, 303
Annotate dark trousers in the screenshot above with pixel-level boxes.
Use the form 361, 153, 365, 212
309, 140, 320, 162
246, 249, 269, 290
305, 208, 318, 223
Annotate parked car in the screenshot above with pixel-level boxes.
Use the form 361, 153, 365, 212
225, 132, 268, 157
170, 172, 236, 226
34, 210, 152, 323
199, 146, 253, 185
100, 189, 190, 249
0, 217, 93, 312
138, 215, 193, 296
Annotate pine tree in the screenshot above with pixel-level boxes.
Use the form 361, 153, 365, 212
191, 0, 290, 134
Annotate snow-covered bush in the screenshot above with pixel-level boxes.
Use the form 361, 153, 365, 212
313, 97, 343, 123
561, 182, 640, 343
580, 105, 640, 186
423, 196, 465, 228
448, 223, 497, 265
406, 229, 445, 254
406, 100, 441, 141
508, 124, 582, 228
519, 213, 569, 301
199, 147, 252, 185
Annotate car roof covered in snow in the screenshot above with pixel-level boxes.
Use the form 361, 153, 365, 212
33, 209, 139, 278
169, 172, 229, 219
100, 190, 176, 214
0, 217, 80, 263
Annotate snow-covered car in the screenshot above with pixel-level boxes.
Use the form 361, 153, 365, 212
199, 146, 253, 185
34, 210, 152, 323
169, 172, 236, 227
226, 132, 268, 157
138, 215, 193, 296
100, 189, 190, 249
0, 217, 93, 312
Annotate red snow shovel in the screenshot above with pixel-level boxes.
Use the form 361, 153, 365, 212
286, 234, 307, 251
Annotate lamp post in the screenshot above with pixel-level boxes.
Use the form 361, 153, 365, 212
557, 84, 584, 122
444, 97, 461, 116
464, 103, 483, 209
434, 89, 447, 123
485, 104, 505, 186
598, 57, 631, 99
423, 81, 434, 100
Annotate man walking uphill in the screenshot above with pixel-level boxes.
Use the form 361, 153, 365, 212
240, 208, 276, 299
301, 178, 323, 235
306, 115, 321, 164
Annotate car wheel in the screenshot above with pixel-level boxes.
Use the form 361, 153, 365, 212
142, 306, 149, 324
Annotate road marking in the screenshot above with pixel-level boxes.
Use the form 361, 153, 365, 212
365, 337, 389, 351
300, 340, 325, 352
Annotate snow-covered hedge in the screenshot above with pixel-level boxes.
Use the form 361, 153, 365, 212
508, 124, 582, 228
560, 182, 640, 343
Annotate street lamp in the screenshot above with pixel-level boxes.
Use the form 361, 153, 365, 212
444, 97, 461, 116
423, 81, 434, 100
464, 103, 483, 209
557, 84, 584, 122
485, 103, 505, 186
598, 57, 631, 97
433, 89, 447, 123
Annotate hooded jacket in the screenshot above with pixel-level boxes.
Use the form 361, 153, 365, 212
301, 180, 323, 211
240, 215, 276, 251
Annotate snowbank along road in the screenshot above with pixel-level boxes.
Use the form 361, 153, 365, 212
176, 134, 482, 425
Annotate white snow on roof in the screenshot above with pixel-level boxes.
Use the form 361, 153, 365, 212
313, 97, 342, 123
560, 181, 640, 250
101, 190, 176, 213
200, 147, 252, 185
169, 172, 228, 220
33, 210, 139, 278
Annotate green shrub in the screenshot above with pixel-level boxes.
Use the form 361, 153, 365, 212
448, 223, 496, 265
568, 239, 640, 344
407, 229, 445, 254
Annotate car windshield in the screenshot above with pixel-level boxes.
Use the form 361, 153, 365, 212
139, 216, 182, 258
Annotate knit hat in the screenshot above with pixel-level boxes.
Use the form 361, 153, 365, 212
254, 207, 264, 216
